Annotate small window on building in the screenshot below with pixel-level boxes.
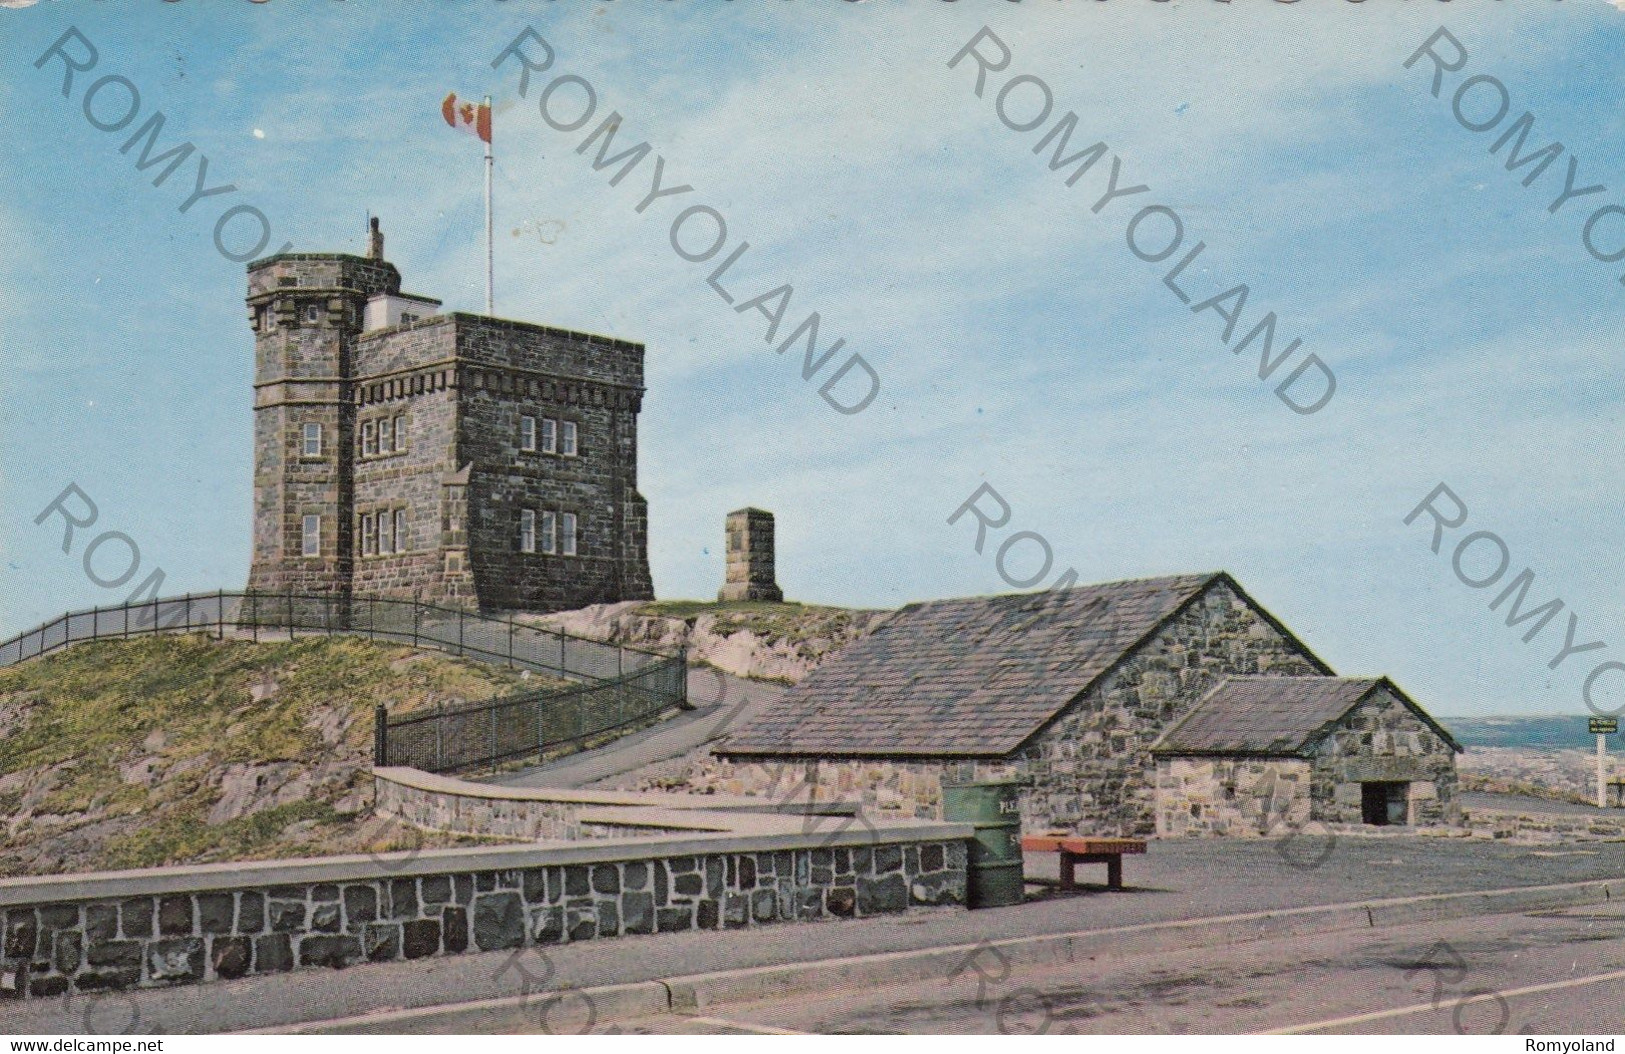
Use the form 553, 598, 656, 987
378, 416, 394, 454
380, 510, 395, 555
561, 421, 578, 457
362, 420, 377, 457
278, 276, 298, 288
520, 509, 536, 554
394, 509, 408, 553
540, 418, 557, 454
302, 515, 320, 557
361, 513, 374, 556
303, 303, 321, 325
301, 422, 322, 457
541, 511, 557, 555
393, 414, 407, 451
561, 512, 577, 556
400, 313, 419, 326
520, 416, 537, 453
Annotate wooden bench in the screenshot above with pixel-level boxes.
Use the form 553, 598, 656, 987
1020, 835, 1147, 891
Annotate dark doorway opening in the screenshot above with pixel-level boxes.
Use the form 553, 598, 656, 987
1361, 781, 1410, 826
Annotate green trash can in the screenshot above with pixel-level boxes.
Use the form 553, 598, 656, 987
941, 778, 1026, 908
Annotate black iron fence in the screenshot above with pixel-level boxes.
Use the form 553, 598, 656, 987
0, 590, 672, 682
374, 653, 688, 773
0, 590, 690, 774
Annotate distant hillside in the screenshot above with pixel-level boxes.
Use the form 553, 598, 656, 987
1444, 715, 1610, 751
0, 633, 556, 877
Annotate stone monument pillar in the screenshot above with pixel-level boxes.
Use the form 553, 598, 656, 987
719, 508, 783, 602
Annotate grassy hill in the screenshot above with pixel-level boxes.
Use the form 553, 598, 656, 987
0, 633, 556, 877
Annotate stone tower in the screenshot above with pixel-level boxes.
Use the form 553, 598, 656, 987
246, 220, 655, 613
246, 219, 401, 603
719, 508, 783, 602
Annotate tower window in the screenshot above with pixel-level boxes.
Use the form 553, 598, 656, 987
561, 512, 577, 556
380, 509, 395, 555
561, 421, 578, 457
541, 418, 557, 455
378, 416, 394, 454
303, 303, 321, 325
394, 509, 408, 553
520, 509, 536, 554
394, 414, 407, 452
360, 513, 375, 556
519, 416, 537, 453
301, 423, 322, 457
541, 511, 558, 555
302, 515, 321, 557
362, 420, 377, 456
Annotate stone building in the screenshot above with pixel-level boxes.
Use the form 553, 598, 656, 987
719, 508, 782, 602
1150, 676, 1462, 836
716, 573, 1338, 835
245, 220, 654, 612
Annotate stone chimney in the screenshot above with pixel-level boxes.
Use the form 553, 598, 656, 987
368, 216, 384, 261
719, 508, 783, 603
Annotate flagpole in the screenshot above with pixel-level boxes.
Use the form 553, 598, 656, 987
483, 95, 494, 316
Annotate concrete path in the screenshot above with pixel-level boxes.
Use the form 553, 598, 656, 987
7, 837, 1625, 1035
496, 666, 784, 789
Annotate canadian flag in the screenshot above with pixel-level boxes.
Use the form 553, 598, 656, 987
442, 92, 491, 144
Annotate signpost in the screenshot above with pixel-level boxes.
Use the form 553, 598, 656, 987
1589, 718, 1618, 808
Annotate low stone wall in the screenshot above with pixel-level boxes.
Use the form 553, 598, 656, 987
0, 823, 969, 999
1462, 807, 1625, 843
373, 766, 853, 841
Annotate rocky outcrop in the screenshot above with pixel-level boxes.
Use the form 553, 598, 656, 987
522, 603, 890, 684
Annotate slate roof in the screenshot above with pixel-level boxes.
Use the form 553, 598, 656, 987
1150, 676, 1464, 757
721, 572, 1264, 758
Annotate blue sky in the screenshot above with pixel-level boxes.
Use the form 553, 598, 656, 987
3, 2, 1624, 718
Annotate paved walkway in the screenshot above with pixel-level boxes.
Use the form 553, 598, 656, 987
496, 667, 783, 789
6, 837, 1624, 1035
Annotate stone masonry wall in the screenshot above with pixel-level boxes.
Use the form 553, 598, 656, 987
1154, 757, 1313, 837
682, 757, 1020, 822
0, 839, 965, 999
352, 320, 467, 605
1013, 579, 1327, 837
457, 316, 653, 614
1310, 686, 1459, 826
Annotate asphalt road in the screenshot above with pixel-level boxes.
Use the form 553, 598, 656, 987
497, 666, 783, 789
599, 902, 1625, 1035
